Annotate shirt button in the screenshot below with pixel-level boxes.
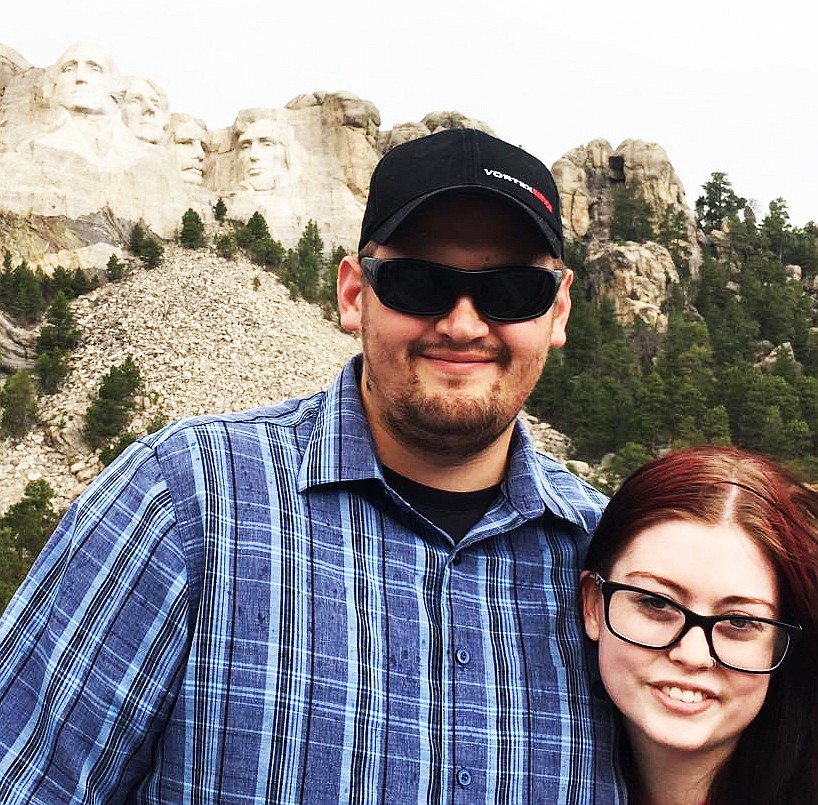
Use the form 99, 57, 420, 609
457, 768, 472, 788
451, 553, 462, 566
455, 647, 471, 666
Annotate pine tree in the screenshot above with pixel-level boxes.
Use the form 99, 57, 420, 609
180, 208, 205, 249
0, 371, 37, 437
695, 172, 745, 233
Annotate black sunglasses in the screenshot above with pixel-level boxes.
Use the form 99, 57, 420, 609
360, 257, 562, 323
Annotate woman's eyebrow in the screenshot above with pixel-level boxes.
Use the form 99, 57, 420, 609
621, 571, 776, 612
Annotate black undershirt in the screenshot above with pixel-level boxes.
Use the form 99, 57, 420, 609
382, 465, 501, 543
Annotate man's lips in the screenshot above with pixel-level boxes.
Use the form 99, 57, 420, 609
422, 351, 495, 363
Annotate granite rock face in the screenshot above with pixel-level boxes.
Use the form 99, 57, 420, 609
585, 242, 679, 330
555, 138, 701, 331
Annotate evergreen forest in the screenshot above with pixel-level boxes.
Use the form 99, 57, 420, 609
528, 173, 818, 488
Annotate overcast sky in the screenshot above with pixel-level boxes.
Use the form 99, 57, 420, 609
4, 0, 816, 226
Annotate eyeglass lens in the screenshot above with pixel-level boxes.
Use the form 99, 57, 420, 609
607, 587, 791, 672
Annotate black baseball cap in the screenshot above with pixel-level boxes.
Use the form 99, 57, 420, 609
359, 128, 563, 258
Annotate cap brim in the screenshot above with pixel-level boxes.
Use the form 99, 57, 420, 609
365, 184, 563, 259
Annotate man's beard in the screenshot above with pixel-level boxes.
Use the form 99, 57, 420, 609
365, 338, 525, 461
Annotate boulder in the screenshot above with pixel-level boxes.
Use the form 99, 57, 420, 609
585, 241, 679, 330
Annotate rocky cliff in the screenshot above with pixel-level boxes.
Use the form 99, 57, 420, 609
554, 138, 701, 331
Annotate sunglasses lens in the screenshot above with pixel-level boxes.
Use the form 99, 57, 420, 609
478, 268, 558, 321
366, 259, 560, 322
374, 260, 455, 316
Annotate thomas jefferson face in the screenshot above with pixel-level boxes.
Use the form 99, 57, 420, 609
235, 119, 288, 191
54, 43, 118, 116
122, 77, 169, 144
170, 116, 207, 184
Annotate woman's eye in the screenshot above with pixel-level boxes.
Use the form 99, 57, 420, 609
637, 595, 672, 612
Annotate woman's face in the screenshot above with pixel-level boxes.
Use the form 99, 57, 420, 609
582, 519, 778, 767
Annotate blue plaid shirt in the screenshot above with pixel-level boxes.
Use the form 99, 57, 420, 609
0, 356, 622, 804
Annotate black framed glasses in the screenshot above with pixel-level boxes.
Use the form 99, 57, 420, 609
360, 257, 562, 323
591, 573, 802, 674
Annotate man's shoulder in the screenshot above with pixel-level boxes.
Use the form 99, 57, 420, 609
531, 451, 605, 498
528, 449, 608, 532
144, 389, 329, 455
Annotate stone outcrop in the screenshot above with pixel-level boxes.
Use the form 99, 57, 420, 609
555, 138, 698, 256
585, 242, 679, 330
554, 138, 701, 330
0, 310, 36, 371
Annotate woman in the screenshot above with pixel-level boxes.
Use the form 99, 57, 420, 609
581, 445, 818, 804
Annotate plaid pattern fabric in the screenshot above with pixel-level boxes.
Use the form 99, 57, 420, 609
0, 356, 623, 804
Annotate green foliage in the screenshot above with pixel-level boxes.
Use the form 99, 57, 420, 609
695, 172, 745, 233
0, 258, 45, 323
35, 292, 80, 393
236, 211, 270, 247
179, 208, 205, 249
0, 371, 37, 437
0, 526, 25, 613
215, 232, 237, 259
84, 357, 142, 449
213, 197, 227, 224
35, 350, 69, 395
250, 236, 285, 267
281, 220, 323, 302
611, 179, 655, 243
528, 176, 818, 481
0, 480, 60, 612
130, 223, 164, 267
106, 253, 126, 282
606, 442, 654, 490
232, 217, 343, 318
36, 292, 79, 354
0, 479, 59, 557
656, 205, 691, 276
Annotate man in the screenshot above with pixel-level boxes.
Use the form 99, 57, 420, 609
52, 41, 120, 117
28, 42, 147, 168
0, 129, 622, 803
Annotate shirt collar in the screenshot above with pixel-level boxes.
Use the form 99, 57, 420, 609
297, 355, 382, 491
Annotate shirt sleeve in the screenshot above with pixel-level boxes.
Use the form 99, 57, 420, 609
0, 439, 191, 803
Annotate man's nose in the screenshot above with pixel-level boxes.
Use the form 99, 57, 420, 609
434, 295, 490, 340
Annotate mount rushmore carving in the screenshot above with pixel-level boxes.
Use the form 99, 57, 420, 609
0, 41, 499, 267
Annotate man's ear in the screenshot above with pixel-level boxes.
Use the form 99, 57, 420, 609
548, 267, 573, 349
337, 255, 364, 333
580, 570, 602, 642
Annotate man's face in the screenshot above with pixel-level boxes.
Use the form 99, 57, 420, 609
171, 119, 207, 184
339, 194, 572, 462
54, 43, 117, 116
122, 78, 168, 144
235, 120, 287, 191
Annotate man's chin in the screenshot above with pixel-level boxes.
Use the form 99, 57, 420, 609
384, 395, 516, 459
